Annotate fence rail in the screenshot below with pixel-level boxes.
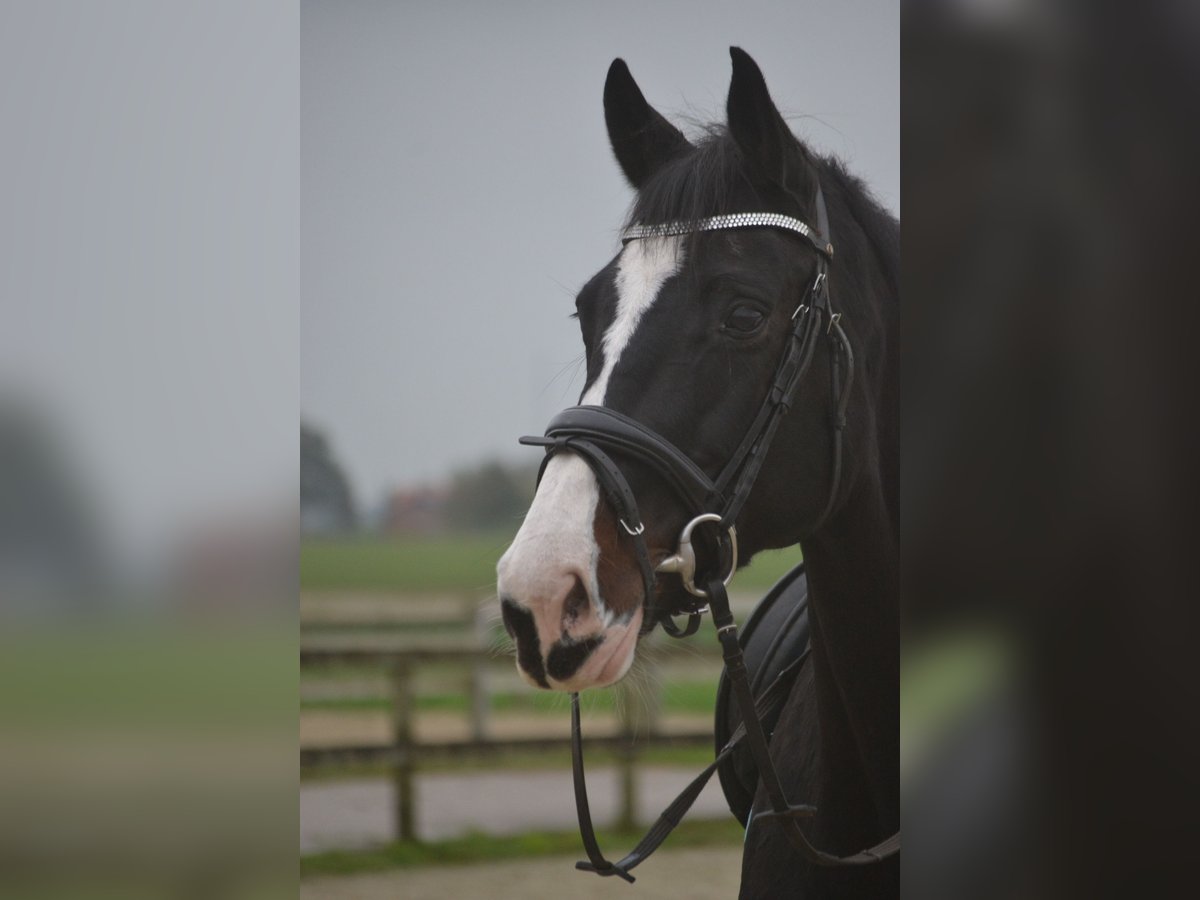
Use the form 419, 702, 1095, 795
300, 731, 715, 768
301, 630, 722, 841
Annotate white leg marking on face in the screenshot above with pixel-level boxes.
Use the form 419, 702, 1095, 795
581, 237, 685, 405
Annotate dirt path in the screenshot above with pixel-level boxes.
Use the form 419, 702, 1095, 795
300, 845, 745, 899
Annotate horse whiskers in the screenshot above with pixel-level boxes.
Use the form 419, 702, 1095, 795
540, 353, 585, 399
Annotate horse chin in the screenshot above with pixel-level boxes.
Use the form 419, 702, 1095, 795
546, 607, 643, 692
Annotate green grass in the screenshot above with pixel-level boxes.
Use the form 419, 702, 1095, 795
0, 623, 297, 727
735, 544, 804, 590
901, 626, 1013, 771
301, 532, 801, 594
301, 531, 515, 593
300, 818, 744, 877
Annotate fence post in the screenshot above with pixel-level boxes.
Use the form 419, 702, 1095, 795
390, 658, 416, 841
645, 656, 663, 736
469, 602, 491, 741
616, 681, 641, 831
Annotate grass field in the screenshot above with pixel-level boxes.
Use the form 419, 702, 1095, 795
300, 531, 802, 594
301, 818, 744, 877
301, 531, 516, 593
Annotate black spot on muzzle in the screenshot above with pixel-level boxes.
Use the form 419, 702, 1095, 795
546, 635, 605, 683
500, 597, 549, 688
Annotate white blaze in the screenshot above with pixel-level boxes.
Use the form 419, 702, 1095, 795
498, 237, 684, 619
581, 237, 684, 405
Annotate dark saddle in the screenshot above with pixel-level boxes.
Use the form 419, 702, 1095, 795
714, 562, 812, 825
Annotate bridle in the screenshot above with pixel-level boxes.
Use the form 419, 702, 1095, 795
520, 185, 850, 638
518, 182, 900, 881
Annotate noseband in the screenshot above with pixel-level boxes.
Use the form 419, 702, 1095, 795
520, 182, 854, 637
515, 181, 900, 880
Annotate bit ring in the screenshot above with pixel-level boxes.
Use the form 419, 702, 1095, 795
654, 513, 738, 598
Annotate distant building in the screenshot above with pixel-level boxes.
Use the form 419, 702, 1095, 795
172, 513, 295, 609
381, 486, 449, 534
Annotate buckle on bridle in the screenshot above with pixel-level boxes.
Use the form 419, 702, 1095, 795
655, 513, 738, 598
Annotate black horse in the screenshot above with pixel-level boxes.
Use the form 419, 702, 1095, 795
497, 48, 898, 898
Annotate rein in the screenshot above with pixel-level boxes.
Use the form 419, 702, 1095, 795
518, 183, 899, 881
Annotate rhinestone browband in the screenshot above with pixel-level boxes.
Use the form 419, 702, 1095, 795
620, 212, 833, 257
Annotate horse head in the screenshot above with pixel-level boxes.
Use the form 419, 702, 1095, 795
497, 48, 884, 691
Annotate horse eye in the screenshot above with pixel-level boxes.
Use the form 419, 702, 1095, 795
724, 305, 765, 334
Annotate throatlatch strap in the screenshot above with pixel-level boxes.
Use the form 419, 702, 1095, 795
812, 318, 854, 529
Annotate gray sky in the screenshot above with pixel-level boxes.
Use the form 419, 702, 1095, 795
2, 2, 297, 567
302, 0, 897, 508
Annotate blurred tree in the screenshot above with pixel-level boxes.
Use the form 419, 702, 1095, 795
300, 423, 357, 534
0, 401, 106, 607
444, 460, 536, 532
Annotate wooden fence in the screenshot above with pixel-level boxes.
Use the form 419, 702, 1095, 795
301, 640, 721, 840
298, 593, 761, 841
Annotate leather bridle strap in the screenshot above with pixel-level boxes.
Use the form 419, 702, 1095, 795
816, 319, 855, 528
706, 577, 900, 867
520, 181, 896, 878
570, 648, 811, 882
712, 265, 830, 530
525, 435, 702, 638
567, 580, 898, 882
519, 182, 847, 639
524, 257, 848, 544
524, 407, 722, 513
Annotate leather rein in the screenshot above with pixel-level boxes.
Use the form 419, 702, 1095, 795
518, 183, 899, 881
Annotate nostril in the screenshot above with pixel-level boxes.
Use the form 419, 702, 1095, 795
562, 575, 589, 625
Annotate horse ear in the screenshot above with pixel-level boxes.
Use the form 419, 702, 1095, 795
604, 59, 691, 189
726, 47, 814, 199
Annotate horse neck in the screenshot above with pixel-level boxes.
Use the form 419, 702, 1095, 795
799, 461, 900, 836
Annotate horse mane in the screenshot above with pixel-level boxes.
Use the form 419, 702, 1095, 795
625, 126, 749, 230
821, 157, 899, 301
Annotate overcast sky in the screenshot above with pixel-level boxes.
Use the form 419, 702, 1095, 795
2, 3, 296, 567
302, 0, 898, 509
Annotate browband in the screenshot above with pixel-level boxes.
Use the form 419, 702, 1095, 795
621, 211, 834, 259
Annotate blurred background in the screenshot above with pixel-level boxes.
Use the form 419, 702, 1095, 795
9, 1, 1195, 898
0, 2, 297, 898
903, 2, 1200, 898
299, 2, 896, 896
